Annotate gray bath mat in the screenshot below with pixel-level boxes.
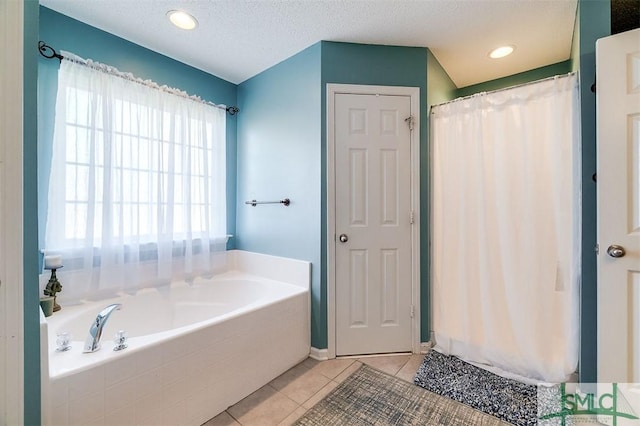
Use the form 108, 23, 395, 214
295, 364, 510, 425
414, 350, 539, 426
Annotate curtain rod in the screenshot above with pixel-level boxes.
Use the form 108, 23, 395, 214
431, 71, 578, 111
38, 41, 240, 116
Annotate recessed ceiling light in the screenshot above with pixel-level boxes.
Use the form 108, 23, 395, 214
489, 45, 515, 59
167, 10, 198, 30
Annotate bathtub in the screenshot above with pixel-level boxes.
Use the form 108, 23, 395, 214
40, 250, 310, 426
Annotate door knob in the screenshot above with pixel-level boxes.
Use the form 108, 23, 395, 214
607, 245, 626, 258
339, 234, 348, 243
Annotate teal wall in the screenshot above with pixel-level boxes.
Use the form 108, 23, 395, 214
24, 2, 41, 424
236, 43, 322, 347
575, 0, 611, 383
238, 41, 431, 348
456, 60, 572, 98
321, 42, 429, 345
37, 7, 238, 255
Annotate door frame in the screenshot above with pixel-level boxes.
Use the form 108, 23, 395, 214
326, 84, 421, 359
0, 0, 25, 423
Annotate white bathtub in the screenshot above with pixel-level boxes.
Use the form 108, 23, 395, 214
40, 250, 310, 426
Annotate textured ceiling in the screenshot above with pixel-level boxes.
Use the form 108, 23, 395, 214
39, 0, 578, 87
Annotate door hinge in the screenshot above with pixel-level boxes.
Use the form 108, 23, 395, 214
410, 210, 415, 224
595, 244, 599, 255
410, 305, 415, 318
404, 116, 415, 131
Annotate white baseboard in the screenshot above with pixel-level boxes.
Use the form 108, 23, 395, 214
309, 347, 330, 361
420, 341, 433, 354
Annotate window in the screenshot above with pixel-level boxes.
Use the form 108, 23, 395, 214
62, 89, 221, 242
45, 53, 226, 299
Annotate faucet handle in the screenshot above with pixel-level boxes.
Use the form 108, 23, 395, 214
56, 332, 72, 352
113, 330, 128, 351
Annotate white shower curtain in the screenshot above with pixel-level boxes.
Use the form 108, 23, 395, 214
431, 74, 581, 383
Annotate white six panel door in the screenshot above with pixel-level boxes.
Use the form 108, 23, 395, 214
334, 93, 413, 356
597, 28, 640, 384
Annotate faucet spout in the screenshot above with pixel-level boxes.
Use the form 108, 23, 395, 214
83, 303, 121, 353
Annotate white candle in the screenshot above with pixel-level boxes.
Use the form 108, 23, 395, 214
44, 255, 62, 269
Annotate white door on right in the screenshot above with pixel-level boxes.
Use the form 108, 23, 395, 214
597, 28, 640, 384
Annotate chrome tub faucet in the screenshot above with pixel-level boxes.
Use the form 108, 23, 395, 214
83, 303, 121, 353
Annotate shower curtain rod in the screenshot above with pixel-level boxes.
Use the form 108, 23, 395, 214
38, 41, 240, 116
431, 71, 578, 110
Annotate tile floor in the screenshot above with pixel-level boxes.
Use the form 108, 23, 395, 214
201, 353, 426, 426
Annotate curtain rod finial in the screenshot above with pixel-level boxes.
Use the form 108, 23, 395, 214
38, 41, 64, 62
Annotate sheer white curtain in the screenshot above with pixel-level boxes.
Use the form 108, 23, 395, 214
431, 74, 581, 383
45, 52, 227, 302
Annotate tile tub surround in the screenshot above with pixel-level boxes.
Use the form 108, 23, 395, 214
40, 250, 311, 426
